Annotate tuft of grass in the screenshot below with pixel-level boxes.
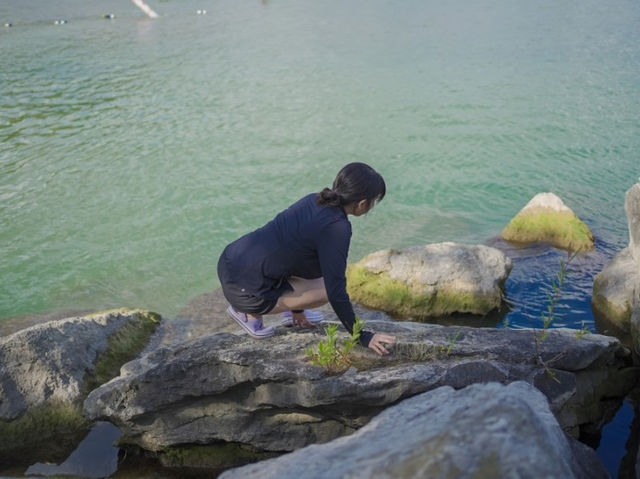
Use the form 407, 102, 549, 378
575, 321, 590, 340
84, 311, 161, 393
346, 265, 497, 318
502, 211, 594, 252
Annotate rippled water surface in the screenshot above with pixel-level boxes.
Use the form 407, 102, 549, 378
1, 0, 639, 330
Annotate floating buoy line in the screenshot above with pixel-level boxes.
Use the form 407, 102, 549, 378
2, 2, 213, 29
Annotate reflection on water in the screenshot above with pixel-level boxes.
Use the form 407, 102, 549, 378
26, 422, 120, 478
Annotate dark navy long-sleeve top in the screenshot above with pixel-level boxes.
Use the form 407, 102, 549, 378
220, 193, 374, 347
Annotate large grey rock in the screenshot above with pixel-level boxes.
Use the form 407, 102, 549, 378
593, 183, 640, 334
84, 319, 634, 455
346, 242, 512, 318
0, 309, 161, 462
0, 309, 160, 421
221, 382, 609, 479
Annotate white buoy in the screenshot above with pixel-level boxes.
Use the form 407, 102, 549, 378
131, 0, 159, 19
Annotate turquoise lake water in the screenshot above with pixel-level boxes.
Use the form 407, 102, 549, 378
1, 1, 640, 476
1, 0, 639, 326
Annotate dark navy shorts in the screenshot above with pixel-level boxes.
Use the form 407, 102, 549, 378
217, 253, 290, 315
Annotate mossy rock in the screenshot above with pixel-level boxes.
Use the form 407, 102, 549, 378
158, 443, 280, 470
84, 309, 161, 393
0, 403, 89, 466
501, 193, 594, 252
592, 293, 633, 331
0, 309, 161, 461
347, 264, 499, 319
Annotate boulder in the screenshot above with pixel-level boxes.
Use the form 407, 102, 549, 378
84, 319, 634, 466
628, 182, 640, 263
346, 242, 511, 319
220, 382, 609, 479
502, 192, 594, 252
593, 183, 640, 334
0, 309, 161, 460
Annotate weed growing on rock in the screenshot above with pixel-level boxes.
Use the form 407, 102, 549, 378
575, 321, 590, 340
439, 330, 462, 356
305, 317, 365, 374
534, 252, 576, 381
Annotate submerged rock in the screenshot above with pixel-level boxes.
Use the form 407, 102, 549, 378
346, 243, 511, 319
502, 192, 594, 252
0, 309, 161, 461
593, 183, 640, 336
84, 319, 634, 464
220, 381, 609, 479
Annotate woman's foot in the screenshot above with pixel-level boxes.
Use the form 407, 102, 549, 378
281, 310, 324, 328
226, 306, 274, 338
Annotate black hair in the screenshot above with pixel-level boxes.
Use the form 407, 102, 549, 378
317, 162, 386, 209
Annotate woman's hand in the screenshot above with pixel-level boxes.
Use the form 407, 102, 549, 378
368, 333, 396, 356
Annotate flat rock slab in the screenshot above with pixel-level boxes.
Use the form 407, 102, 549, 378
346, 242, 512, 319
84, 319, 634, 454
221, 381, 609, 479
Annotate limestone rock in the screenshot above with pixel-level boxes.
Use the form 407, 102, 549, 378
627, 183, 640, 263
84, 319, 634, 460
593, 249, 638, 330
593, 183, 640, 333
0, 309, 161, 457
220, 382, 609, 479
346, 243, 511, 319
502, 192, 594, 252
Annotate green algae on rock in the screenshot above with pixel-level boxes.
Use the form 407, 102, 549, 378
347, 265, 497, 319
158, 443, 280, 470
345, 243, 511, 319
84, 309, 161, 393
501, 192, 594, 252
0, 403, 89, 466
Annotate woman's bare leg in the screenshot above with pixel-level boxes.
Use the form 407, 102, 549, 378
240, 277, 327, 326
268, 277, 328, 314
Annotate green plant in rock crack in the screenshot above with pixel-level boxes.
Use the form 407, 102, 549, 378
305, 316, 365, 373
533, 251, 577, 382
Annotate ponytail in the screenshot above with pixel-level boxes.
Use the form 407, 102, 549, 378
318, 187, 343, 207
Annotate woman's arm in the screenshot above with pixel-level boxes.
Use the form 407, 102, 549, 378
316, 220, 374, 347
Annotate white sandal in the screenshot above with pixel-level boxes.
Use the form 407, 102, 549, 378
227, 306, 275, 338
